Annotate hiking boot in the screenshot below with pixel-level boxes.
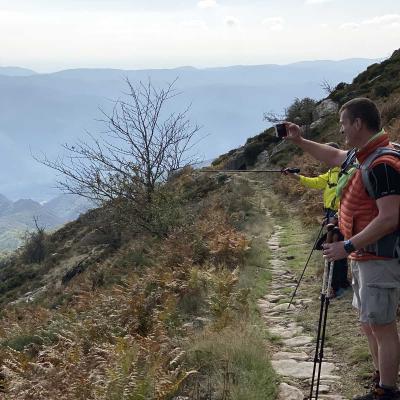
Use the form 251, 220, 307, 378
364, 370, 380, 389
353, 386, 400, 399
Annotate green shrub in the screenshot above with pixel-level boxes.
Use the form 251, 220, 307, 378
150, 187, 188, 235
243, 142, 267, 166
20, 221, 48, 264
2, 334, 44, 351
286, 97, 317, 126
373, 83, 391, 97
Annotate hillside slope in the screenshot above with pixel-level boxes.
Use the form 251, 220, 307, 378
0, 169, 281, 399
0, 51, 398, 399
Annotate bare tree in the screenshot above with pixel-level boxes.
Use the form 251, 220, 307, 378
37, 78, 201, 234
321, 79, 335, 95
263, 110, 286, 124
21, 217, 46, 264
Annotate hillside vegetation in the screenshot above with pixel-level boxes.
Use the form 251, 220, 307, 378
0, 169, 278, 399
0, 49, 399, 399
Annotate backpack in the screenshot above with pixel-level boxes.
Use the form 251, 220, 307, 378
357, 142, 400, 259
360, 142, 400, 198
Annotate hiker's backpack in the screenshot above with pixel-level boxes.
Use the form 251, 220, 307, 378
358, 143, 400, 259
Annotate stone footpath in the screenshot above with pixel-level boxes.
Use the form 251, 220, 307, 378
258, 220, 346, 400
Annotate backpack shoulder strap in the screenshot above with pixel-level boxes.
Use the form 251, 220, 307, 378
360, 143, 400, 198
340, 148, 357, 176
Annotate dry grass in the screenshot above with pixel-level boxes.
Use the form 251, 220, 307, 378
0, 175, 279, 400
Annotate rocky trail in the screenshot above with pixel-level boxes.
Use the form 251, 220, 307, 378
246, 176, 347, 400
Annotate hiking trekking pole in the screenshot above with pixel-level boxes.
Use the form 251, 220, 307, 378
309, 225, 339, 400
287, 222, 325, 309
199, 167, 300, 174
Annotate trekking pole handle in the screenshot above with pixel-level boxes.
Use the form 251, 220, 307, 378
322, 259, 329, 296
282, 167, 300, 174
327, 226, 341, 298
327, 261, 334, 299
321, 225, 335, 295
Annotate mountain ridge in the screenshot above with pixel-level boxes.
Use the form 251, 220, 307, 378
0, 193, 92, 251
0, 58, 379, 200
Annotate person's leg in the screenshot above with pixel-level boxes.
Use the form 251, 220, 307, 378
361, 322, 379, 371
332, 258, 351, 292
341, 258, 351, 288
359, 259, 400, 389
331, 259, 342, 292
353, 261, 380, 376
371, 321, 400, 388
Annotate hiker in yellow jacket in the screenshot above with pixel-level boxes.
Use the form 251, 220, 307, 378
285, 142, 350, 297
291, 165, 340, 216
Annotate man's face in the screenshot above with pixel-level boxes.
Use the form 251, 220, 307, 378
339, 109, 361, 147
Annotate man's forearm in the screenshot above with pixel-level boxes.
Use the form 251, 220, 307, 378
295, 137, 347, 167
350, 215, 399, 251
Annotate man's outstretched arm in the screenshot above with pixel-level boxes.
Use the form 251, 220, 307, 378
285, 122, 348, 167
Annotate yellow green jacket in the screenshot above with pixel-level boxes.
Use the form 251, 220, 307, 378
299, 166, 340, 211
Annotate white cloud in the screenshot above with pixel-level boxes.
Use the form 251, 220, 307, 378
339, 22, 360, 30
262, 17, 285, 31
180, 19, 208, 30
305, 0, 333, 4
363, 14, 400, 26
339, 14, 400, 30
197, 0, 217, 9
224, 16, 239, 27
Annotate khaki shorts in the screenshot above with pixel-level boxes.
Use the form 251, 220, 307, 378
351, 258, 400, 325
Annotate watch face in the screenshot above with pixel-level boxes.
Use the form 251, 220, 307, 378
344, 240, 355, 254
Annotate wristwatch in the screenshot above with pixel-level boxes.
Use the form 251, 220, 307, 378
343, 240, 356, 254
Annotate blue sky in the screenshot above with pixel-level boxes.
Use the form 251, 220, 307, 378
0, 0, 399, 71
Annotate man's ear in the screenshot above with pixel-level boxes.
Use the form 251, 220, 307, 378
354, 117, 362, 131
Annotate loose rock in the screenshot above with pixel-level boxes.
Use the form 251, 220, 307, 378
277, 382, 304, 400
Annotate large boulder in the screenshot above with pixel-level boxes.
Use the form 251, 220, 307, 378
314, 99, 339, 120
222, 148, 248, 170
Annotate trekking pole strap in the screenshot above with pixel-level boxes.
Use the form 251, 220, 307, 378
282, 167, 301, 174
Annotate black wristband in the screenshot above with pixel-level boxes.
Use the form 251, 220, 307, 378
343, 240, 356, 254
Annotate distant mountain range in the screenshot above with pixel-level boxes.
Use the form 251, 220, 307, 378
0, 58, 381, 201
0, 66, 37, 77
0, 193, 92, 251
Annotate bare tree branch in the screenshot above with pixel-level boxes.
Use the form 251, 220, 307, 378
35, 78, 201, 234
321, 79, 335, 95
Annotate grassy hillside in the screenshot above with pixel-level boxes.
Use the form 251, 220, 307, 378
0, 49, 399, 399
0, 170, 279, 399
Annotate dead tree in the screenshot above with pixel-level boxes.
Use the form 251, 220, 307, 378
37, 78, 201, 234
321, 79, 335, 95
